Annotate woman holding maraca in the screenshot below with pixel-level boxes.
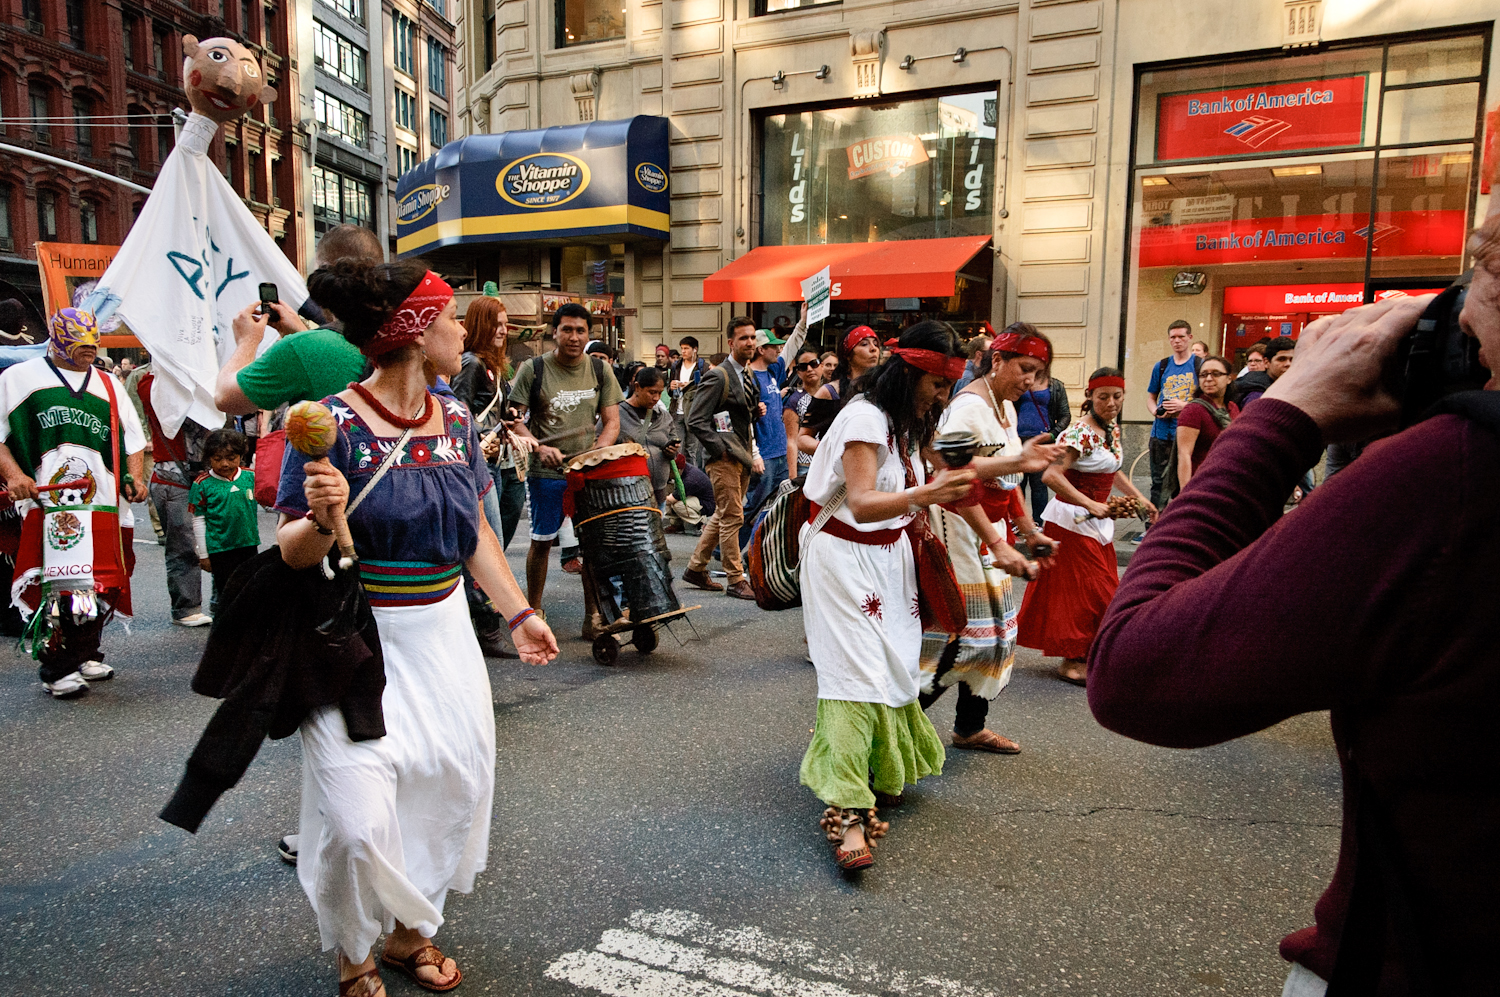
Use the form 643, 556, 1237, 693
275, 259, 558, 997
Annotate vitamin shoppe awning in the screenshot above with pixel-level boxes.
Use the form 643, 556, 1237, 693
702, 236, 992, 303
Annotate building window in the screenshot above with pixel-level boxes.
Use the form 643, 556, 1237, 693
759, 89, 998, 247
37, 189, 57, 240
425, 0, 446, 17
153, 30, 167, 78
122, 15, 135, 70
271, 156, 282, 204
240, 0, 254, 36
314, 22, 369, 91
394, 88, 417, 131
755, 0, 838, 13
248, 150, 262, 201
426, 37, 447, 96
264, 5, 279, 55
397, 145, 419, 175
1122, 31, 1486, 395
66, 0, 86, 48
393, 12, 415, 74
0, 184, 12, 251
22, 0, 43, 35
311, 162, 374, 236
317, 0, 364, 25
483, 0, 495, 72
429, 108, 448, 148
557, 0, 624, 47
73, 95, 93, 154
314, 90, 371, 149
28, 83, 50, 145
225, 141, 238, 187
158, 118, 174, 162
79, 198, 99, 243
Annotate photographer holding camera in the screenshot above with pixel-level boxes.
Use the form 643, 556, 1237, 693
1088, 198, 1500, 994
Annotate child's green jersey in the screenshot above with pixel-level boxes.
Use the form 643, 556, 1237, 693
188, 468, 260, 554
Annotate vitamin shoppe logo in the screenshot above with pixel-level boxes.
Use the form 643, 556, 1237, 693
497, 154, 592, 208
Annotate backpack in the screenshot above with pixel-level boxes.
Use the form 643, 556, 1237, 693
525, 353, 607, 432
1154, 354, 1203, 410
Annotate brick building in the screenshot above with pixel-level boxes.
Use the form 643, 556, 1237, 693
0, 0, 304, 324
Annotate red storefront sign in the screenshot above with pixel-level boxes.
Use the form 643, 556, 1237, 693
1137, 209, 1466, 268
1224, 283, 1365, 314
1156, 75, 1367, 161
846, 135, 930, 180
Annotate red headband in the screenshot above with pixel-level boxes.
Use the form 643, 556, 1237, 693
366, 270, 454, 357
992, 332, 1051, 363
843, 325, 876, 352
1088, 375, 1126, 391
892, 347, 967, 381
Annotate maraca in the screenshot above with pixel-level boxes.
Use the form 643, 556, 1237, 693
284, 400, 357, 569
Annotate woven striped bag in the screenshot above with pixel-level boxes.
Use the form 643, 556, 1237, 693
746, 479, 843, 610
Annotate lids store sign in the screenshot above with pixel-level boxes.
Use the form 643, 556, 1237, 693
1156, 75, 1367, 161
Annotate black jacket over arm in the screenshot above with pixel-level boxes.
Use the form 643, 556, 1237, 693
160, 548, 386, 834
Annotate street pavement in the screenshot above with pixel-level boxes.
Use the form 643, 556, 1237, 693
0, 506, 1341, 996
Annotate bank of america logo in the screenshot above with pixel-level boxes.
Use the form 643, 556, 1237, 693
1224, 115, 1291, 148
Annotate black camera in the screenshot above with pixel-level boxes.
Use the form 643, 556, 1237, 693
1393, 272, 1487, 428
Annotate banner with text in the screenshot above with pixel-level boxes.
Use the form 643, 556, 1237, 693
1156, 75, 1367, 162
1137, 209, 1466, 268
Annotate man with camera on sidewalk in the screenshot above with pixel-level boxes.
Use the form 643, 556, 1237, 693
1088, 193, 1500, 994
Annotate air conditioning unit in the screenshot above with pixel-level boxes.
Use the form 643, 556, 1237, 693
0, 236, 14, 253
273, 196, 283, 207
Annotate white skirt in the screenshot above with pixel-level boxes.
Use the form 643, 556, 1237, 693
801, 525, 922, 708
297, 587, 495, 962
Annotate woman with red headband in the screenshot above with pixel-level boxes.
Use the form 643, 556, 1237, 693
1016, 367, 1155, 685
276, 260, 559, 997
796, 324, 881, 458
799, 321, 976, 871
918, 324, 1067, 754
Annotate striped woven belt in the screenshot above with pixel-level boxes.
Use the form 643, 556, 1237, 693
359, 560, 463, 607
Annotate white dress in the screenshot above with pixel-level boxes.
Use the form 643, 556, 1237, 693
800, 397, 925, 708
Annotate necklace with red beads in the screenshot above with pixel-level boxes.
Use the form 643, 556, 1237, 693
348, 382, 434, 429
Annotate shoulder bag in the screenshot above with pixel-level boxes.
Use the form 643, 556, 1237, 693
746, 481, 840, 611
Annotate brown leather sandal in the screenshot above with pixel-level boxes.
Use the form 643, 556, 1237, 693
820, 807, 889, 871
381, 945, 463, 992
339, 967, 385, 997
952, 729, 1022, 754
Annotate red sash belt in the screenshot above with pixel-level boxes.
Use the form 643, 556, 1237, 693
807, 501, 904, 546
941, 479, 1023, 522
1065, 469, 1115, 502
562, 454, 650, 518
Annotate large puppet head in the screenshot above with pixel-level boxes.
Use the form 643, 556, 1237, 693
182, 35, 277, 123
48, 308, 99, 368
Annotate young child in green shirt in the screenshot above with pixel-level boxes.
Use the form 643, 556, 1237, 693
189, 429, 262, 615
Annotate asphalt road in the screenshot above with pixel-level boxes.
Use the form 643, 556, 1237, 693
0, 506, 1341, 996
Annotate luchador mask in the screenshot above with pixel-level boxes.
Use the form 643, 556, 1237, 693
48, 308, 99, 367
182, 35, 277, 123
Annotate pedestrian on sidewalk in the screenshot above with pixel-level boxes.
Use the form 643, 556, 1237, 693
189, 429, 260, 614
136, 365, 215, 626
1016, 368, 1155, 686
618, 366, 681, 504
279, 259, 559, 997
0, 308, 148, 698
1014, 363, 1070, 523
1143, 320, 1201, 524
918, 326, 1065, 754
797, 325, 881, 452
740, 305, 808, 547
681, 317, 764, 601
783, 345, 825, 477
798, 321, 975, 871
669, 336, 712, 467
1172, 355, 1239, 489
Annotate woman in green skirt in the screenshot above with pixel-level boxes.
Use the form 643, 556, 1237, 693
798, 322, 976, 871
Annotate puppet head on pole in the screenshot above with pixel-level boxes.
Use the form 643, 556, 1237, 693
182, 35, 277, 124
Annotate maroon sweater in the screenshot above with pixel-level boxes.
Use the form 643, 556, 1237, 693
1090, 399, 1500, 993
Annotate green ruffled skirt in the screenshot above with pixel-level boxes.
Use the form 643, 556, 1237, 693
799, 699, 945, 809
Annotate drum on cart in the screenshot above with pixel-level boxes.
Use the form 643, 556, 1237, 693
565, 443, 696, 664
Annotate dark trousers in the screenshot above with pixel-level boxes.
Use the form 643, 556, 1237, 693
495, 466, 527, 551
918, 638, 990, 736
1020, 469, 1049, 523
209, 546, 259, 615
1148, 435, 1177, 512
38, 604, 109, 683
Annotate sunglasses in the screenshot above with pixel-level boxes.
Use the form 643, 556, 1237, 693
795, 361, 818, 371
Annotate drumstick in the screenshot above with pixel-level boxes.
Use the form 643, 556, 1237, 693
284, 401, 357, 569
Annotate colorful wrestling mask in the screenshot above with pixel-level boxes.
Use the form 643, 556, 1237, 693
48, 308, 99, 366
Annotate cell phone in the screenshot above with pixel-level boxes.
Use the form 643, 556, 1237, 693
257, 282, 279, 317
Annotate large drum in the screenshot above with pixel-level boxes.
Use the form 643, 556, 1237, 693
565, 443, 680, 625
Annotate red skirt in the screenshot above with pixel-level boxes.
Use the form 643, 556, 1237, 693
1015, 521, 1118, 660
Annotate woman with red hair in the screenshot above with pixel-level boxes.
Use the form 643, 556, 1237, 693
1016, 367, 1155, 685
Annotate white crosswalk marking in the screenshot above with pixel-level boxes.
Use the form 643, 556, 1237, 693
544, 909, 1001, 997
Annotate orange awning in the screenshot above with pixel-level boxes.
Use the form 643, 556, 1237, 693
702, 236, 992, 303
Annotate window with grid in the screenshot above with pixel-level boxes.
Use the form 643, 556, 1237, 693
37, 189, 57, 240
66, 0, 86, 48
393, 12, 415, 73
429, 108, 448, 148
426, 37, 447, 96
28, 84, 50, 145
311, 162, 375, 235
397, 145, 419, 176
317, 0, 364, 25
314, 89, 370, 148
79, 199, 98, 243
314, 22, 368, 91
395, 88, 416, 131
424, 0, 446, 18
73, 95, 92, 153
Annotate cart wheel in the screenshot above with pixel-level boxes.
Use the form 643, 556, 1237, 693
591, 634, 620, 666
632, 624, 659, 654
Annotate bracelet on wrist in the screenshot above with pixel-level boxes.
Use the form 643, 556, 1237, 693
903, 486, 920, 515
304, 509, 334, 536
508, 607, 537, 632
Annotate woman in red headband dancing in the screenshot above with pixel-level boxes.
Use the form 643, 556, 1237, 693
796, 324, 882, 458
798, 321, 976, 871
276, 260, 559, 997
918, 324, 1067, 753
1016, 367, 1154, 685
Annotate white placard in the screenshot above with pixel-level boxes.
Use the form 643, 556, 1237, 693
800, 266, 831, 325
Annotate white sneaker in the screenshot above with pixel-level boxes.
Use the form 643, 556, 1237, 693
173, 612, 214, 627
277, 834, 299, 866
78, 660, 114, 681
44, 672, 89, 699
